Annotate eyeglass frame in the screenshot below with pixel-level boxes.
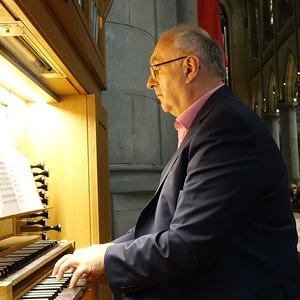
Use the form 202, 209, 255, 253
149, 56, 187, 79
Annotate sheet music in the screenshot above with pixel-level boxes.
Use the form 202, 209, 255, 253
0, 116, 43, 218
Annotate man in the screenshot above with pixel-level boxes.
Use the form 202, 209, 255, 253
53, 25, 300, 300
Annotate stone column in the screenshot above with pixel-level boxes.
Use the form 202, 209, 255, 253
279, 102, 299, 182
103, 0, 199, 240
263, 112, 280, 149
103, 0, 181, 239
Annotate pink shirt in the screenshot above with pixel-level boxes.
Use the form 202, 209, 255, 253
174, 83, 224, 148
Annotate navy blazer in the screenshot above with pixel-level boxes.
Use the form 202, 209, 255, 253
105, 86, 300, 300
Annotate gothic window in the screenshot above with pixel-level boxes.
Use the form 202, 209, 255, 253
220, 4, 231, 87
277, 0, 293, 29
285, 53, 297, 102
248, 0, 259, 63
262, 0, 274, 48
268, 73, 277, 113
77, 0, 83, 7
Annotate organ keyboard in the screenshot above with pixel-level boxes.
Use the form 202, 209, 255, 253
20, 272, 88, 300
0, 235, 88, 300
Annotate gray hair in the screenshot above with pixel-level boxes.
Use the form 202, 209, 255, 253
166, 25, 225, 79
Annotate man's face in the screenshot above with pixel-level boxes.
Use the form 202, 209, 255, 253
147, 35, 186, 117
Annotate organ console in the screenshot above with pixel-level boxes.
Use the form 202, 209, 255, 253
0, 0, 113, 299
0, 237, 88, 300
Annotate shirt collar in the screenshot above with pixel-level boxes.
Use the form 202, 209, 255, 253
175, 83, 224, 130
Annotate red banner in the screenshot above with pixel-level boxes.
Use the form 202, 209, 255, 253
197, 0, 223, 49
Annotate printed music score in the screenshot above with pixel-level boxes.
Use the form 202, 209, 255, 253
0, 116, 43, 217
0, 150, 43, 217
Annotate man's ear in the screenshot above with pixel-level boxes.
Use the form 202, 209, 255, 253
185, 55, 200, 84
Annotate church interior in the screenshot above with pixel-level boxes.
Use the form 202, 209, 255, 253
0, 0, 299, 299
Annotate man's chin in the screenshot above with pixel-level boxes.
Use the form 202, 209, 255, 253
161, 105, 169, 113
161, 106, 176, 116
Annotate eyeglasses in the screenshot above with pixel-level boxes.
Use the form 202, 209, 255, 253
150, 56, 187, 79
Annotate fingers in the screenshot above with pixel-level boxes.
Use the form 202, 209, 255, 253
69, 266, 85, 288
53, 255, 79, 281
52, 245, 108, 288
52, 254, 73, 276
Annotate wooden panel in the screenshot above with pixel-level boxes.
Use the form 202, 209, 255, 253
25, 95, 92, 248
87, 94, 100, 245
87, 95, 111, 245
46, 0, 106, 89
96, 101, 113, 300
3, 0, 87, 94
0, 219, 14, 240
0, 0, 112, 296
41, 77, 80, 96
82, 286, 95, 300
0, 1, 14, 21
97, 119, 111, 243
0, 281, 11, 300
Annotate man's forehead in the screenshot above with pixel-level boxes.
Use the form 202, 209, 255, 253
149, 37, 175, 64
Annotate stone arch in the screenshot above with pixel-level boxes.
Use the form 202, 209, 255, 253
219, 0, 250, 103
285, 51, 297, 102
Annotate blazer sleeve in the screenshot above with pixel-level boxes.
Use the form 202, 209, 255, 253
113, 227, 135, 243
105, 99, 265, 295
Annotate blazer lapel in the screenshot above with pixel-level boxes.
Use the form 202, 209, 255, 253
156, 86, 232, 191
151, 87, 233, 200
159, 148, 180, 184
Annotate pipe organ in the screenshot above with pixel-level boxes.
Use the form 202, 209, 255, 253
0, 0, 113, 299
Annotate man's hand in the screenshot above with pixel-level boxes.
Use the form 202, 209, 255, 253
52, 243, 113, 288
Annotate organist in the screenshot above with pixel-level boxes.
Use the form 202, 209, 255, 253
54, 25, 300, 300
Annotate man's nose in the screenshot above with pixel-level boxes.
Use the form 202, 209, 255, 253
147, 74, 157, 89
